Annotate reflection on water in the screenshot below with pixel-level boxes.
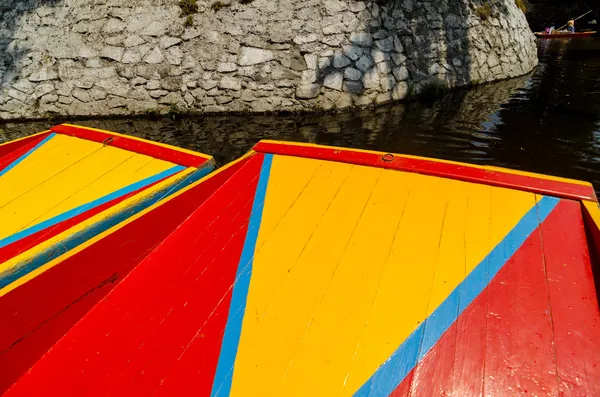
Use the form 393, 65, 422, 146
3, 38, 600, 191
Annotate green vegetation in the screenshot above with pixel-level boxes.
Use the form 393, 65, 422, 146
144, 108, 161, 119
475, 3, 492, 20
168, 103, 181, 115
417, 80, 448, 102
178, 0, 198, 15
179, 0, 198, 28
514, 0, 527, 13
211, 1, 231, 11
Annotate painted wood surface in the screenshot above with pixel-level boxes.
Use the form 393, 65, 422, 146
6, 147, 600, 397
0, 127, 214, 284
253, 140, 597, 202
0, 126, 215, 393
0, 131, 50, 163
51, 124, 211, 168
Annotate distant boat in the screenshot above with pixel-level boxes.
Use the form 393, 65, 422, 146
535, 30, 597, 38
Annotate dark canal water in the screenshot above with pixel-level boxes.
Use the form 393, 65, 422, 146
3, 37, 600, 191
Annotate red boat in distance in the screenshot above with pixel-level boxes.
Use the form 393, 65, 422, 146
535, 30, 597, 38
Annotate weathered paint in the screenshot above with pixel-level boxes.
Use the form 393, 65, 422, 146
0, 175, 166, 264
4, 141, 600, 397
51, 124, 211, 167
0, 131, 51, 161
541, 199, 600, 395
388, 198, 600, 396
0, 126, 214, 287
2, 153, 265, 396
0, 126, 215, 393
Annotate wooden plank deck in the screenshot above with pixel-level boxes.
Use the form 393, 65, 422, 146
0, 125, 214, 393
0, 125, 214, 286
3, 141, 600, 396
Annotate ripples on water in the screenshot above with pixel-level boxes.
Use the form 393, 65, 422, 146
2, 38, 600, 191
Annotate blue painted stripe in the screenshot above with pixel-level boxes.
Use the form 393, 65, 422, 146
0, 133, 55, 178
210, 154, 273, 397
0, 165, 186, 249
0, 162, 215, 289
353, 196, 560, 397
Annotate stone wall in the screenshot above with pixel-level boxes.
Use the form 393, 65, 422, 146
0, 0, 538, 120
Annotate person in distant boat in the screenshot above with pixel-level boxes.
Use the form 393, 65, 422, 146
567, 20, 575, 33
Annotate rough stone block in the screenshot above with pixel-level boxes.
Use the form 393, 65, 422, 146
165, 47, 183, 66
304, 54, 318, 70
372, 49, 390, 63
350, 32, 373, 47
72, 88, 91, 103
144, 47, 164, 64
344, 67, 362, 81
219, 76, 242, 91
323, 23, 345, 35
392, 81, 409, 100
356, 55, 374, 72
103, 18, 126, 34
333, 51, 351, 68
375, 37, 394, 52
40, 94, 59, 104
381, 75, 395, 92
377, 61, 392, 74
349, 1, 366, 12
101, 46, 124, 62
393, 66, 409, 81
75, 80, 94, 89
293, 34, 319, 45
239, 47, 274, 66
124, 35, 145, 48
324, 0, 348, 15
161, 77, 183, 91
296, 84, 320, 99
343, 45, 363, 61
375, 92, 392, 104
29, 67, 58, 82
363, 67, 379, 89
122, 49, 142, 64
323, 72, 343, 91
149, 89, 168, 99
7, 89, 27, 102
160, 36, 182, 49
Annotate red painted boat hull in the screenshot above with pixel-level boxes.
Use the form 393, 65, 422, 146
535, 31, 597, 38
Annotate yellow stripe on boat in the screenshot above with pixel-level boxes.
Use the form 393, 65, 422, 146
0, 151, 250, 298
0, 134, 175, 240
229, 154, 537, 397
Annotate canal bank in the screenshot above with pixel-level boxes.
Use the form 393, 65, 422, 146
0, 0, 536, 119
3, 37, 600, 193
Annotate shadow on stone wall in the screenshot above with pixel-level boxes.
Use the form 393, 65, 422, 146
0, 0, 62, 113
0, 0, 537, 119
294, 0, 534, 110
0, 72, 531, 166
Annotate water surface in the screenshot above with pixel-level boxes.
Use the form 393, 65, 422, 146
3, 37, 600, 191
